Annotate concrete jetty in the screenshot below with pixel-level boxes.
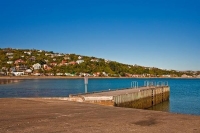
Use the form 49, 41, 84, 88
69, 82, 170, 109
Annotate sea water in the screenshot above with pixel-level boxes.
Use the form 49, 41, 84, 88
0, 78, 200, 115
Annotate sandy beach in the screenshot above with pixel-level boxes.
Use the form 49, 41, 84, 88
0, 98, 199, 133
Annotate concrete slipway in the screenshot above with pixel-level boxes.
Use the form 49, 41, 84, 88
0, 98, 199, 133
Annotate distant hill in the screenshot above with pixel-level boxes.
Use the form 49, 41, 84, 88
0, 48, 198, 77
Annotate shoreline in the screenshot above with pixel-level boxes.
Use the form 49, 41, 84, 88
0, 76, 199, 80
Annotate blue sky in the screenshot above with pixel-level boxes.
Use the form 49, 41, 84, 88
0, 0, 199, 71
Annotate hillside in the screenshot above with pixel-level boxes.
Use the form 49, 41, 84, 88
0, 48, 198, 77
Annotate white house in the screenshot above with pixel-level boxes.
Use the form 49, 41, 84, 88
57, 54, 64, 57
45, 53, 51, 56
56, 73, 64, 76
105, 59, 111, 63
76, 60, 84, 64
33, 73, 41, 76
33, 63, 41, 70
6, 53, 13, 56
25, 69, 32, 73
12, 71, 24, 76
78, 56, 82, 59
91, 59, 99, 62
24, 51, 32, 55
7, 61, 13, 64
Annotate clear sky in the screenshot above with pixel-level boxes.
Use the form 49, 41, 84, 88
0, 0, 199, 71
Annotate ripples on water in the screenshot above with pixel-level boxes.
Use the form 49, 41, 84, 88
0, 79, 21, 85
0, 78, 200, 115
147, 78, 200, 115
0, 79, 84, 97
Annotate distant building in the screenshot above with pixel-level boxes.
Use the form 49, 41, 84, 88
11, 71, 24, 76
181, 74, 188, 78
78, 56, 82, 59
50, 62, 57, 66
6, 52, 13, 56
14, 59, 25, 64
76, 60, 84, 64
69, 61, 77, 65
33, 63, 41, 70
7, 61, 13, 64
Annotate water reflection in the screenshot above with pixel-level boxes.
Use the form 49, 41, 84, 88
146, 100, 170, 112
0, 79, 21, 85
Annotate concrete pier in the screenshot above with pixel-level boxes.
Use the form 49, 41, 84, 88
69, 85, 170, 109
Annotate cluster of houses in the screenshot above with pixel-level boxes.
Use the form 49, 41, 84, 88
1, 50, 111, 77
1, 49, 200, 78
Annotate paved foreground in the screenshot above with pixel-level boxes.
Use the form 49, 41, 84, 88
0, 98, 200, 133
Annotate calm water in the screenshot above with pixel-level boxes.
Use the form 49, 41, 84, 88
0, 78, 200, 116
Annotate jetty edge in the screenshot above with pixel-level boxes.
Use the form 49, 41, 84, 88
69, 84, 169, 109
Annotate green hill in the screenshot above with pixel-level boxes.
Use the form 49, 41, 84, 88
0, 48, 195, 77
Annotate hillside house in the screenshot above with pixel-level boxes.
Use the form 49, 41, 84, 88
105, 59, 111, 63
33, 73, 41, 76
69, 61, 77, 65
65, 73, 73, 76
102, 72, 108, 76
33, 63, 41, 70
25, 69, 32, 75
59, 60, 68, 66
181, 74, 189, 78
56, 73, 64, 76
58, 53, 63, 56
45, 53, 51, 56
50, 62, 57, 66
10, 67, 16, 72
7, 61, 13, 64
76, 60, 84, 64
91, 59, 99, 62
11, 71, 24, 76
29, 56, 36, 62
78, 56, 82, 59
25, 69, 32, 73
43, 64, 52, 70
24, 51, 32, 55
6, 52, 13, 56
93, 72, 101, 77
14, 59, 25, 64
16, 65, 27, 71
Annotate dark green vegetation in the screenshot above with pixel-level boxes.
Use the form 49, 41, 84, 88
0, 48, 198, 77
